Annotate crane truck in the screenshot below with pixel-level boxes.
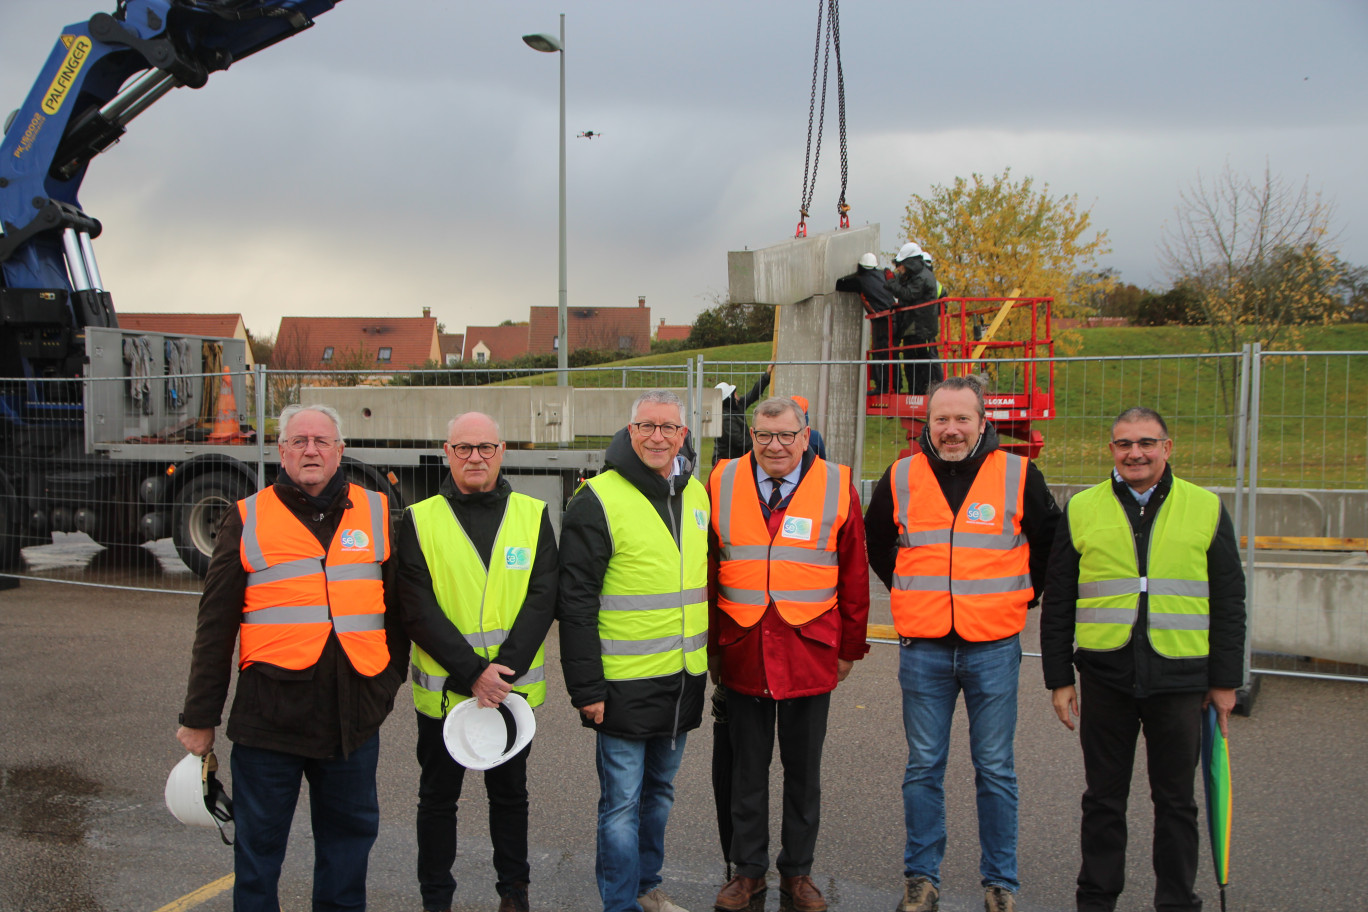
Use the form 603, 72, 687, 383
0, 1, 634, 578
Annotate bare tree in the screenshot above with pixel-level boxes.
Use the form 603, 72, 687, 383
1160, 163, 1342, 460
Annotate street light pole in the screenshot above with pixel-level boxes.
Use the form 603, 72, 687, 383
523, 15, 568, 387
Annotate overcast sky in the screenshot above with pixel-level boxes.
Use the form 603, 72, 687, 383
4, 1, 1366, 342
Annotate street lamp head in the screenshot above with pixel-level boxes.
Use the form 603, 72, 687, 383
522, 33, 562, 53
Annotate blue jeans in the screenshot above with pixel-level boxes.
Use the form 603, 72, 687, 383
899, 636, 1020, 892
230, 735, 381, 912
595, 732, 688, 912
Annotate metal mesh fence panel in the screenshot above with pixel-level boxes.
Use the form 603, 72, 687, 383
4, 352, 1365, 684
1244, 350, 1367, 682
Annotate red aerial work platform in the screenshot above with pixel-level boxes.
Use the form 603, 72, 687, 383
864, 295, 1056, 459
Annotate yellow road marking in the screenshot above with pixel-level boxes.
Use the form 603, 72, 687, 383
152, 874, 234, 912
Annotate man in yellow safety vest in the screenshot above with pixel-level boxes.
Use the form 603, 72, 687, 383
396, 412, 557, 912
1041, 406, 1247, 912
558, 389, 709, 912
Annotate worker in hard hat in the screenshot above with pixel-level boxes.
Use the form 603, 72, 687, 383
889, 242, 942, 396
557, 389, 708, 912
176, 404, 408, 912
864, 377, 1061, 912
395, 411, 557, 912
707, 396, 870, 912
713, 363, 774, 465
836, 252, 898, 395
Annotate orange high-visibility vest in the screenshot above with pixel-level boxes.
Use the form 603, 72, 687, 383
710, 454, 851, 628
237, 484, 391, 676
889, 451, 1031, 640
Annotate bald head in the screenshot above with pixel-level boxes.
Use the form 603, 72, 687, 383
444, 412, 505, 493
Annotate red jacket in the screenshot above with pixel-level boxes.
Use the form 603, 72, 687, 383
707, 455, 870, 700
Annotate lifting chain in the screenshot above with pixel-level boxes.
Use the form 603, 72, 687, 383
797, 0, 849, 237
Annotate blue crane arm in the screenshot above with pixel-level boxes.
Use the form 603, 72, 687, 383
0, 0, 339, 364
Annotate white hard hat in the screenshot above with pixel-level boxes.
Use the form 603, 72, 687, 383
858, 252, 878, 269
165, 751, 234, 841
895, 242, 924, 264
921, 250, 935, 268
715, 381, 737, 399
443, 692, 537, 770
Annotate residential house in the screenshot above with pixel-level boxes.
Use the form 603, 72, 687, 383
654, 317, 692, 343
462, 324, 531, 365
439, 333, 465, 366
273, 315, 440, 376
527, 296, 653, 357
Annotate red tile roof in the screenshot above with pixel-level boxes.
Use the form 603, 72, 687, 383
655, 323, 692, 342
528, 305, 652, 356
463, 324, 531, 363
117, 312, 245, 339
272, 316, 440, 370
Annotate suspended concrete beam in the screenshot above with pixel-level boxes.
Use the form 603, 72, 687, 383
727, 225, 880, 481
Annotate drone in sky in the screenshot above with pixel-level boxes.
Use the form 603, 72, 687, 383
576, 130, 603, 140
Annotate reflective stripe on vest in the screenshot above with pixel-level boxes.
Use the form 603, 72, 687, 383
585, 470, 709, 681
237, 484, 390, 676
710, 454, 851, 627
889, 451, 1032, 640
1069, 477, 1219, 658
407, 490, 548, 717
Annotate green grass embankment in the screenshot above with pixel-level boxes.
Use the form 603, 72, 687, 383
508, 327, 1367, 489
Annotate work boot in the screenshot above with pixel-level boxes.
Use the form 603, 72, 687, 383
897, 876, 939, 912
714, 873, 767, 912
779, 874, 827, 912
983, 885, 1016, 912
638, 886, 690, 912
497, 882, 530, 912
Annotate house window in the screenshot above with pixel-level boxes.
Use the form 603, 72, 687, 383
476, 351, 487, 364
376, 347, 392, 363
321, 346, 334, 362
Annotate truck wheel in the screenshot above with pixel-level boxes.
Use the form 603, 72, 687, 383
173, 470, 253, 578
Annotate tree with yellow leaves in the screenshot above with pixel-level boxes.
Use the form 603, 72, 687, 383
901, 168, 1113, 313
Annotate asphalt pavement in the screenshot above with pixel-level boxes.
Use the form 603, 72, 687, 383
2, 579, 1365, 912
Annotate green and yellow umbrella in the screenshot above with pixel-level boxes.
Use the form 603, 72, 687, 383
1201, 703, 1232, 912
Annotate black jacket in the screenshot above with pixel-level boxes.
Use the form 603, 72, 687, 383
888, 259, 940, 340
180, 472, 408, 759
836, 265, 897, 313
1040, 466, 1247, 696
715, 371, 770, 462
557, 427, 707, 740
865, 424, 1061, 644
393, 473, 558, 699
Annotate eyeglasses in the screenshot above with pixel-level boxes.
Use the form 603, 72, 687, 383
631, 422, 682, 439
752, 429, 803, 446
447, 442, 501, 459
284, 436, 338, 451
1110, 437, 1168, 452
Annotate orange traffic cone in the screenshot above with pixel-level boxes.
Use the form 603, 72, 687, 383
206, 368, 240, 442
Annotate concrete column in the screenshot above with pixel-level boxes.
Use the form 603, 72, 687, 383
728, 224, 879, 480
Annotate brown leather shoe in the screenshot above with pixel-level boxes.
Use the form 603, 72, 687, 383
779, 874, 827, 912
714, 874, 767, 912
497, 882, 529, 912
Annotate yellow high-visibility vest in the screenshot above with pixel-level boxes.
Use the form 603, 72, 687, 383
1069, 477, 1219, 659
584, 470, 709, 681
408, 491, 547, 717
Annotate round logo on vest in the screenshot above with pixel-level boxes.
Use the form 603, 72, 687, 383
504, 546, 532, 570
965, 503, 997, 524
340, 529, 371, 550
